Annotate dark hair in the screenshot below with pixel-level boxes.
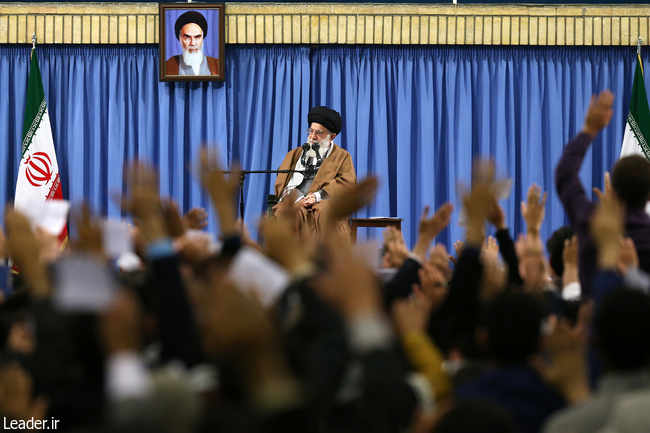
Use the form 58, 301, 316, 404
486, 292, 544, 365
546, 226, 574, 277
435, 401, 516, 433
612, 155, 650, 209
0, 292, 30, 349
595, 288, 650, 372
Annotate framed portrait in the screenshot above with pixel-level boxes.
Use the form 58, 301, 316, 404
159, 3, 225, 82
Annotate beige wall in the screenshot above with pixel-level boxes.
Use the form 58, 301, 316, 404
1, 3, 649, 46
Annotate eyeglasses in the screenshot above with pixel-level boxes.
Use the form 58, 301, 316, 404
307, 128, 331, 138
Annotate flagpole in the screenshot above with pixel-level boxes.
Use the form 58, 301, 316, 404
638, 37, 644, 77
31, 33, 36, 59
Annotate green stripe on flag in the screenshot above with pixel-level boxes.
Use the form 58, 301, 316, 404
21, 50, 47, 158
21, 99, 46, 157
628, 54, 650, 161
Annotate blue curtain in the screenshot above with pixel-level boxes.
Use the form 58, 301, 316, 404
311, 46, 642, 246
0, 44, 645, 247
0, 44, 310, 235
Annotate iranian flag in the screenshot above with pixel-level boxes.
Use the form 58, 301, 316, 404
15, 49, 68, 244
620, 51, 650, 159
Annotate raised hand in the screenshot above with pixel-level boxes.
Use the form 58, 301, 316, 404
590, 185, 625, 270
536, 302, 593, 404
416, 263, 448, 312
198, 149, 240, 236
619, 237, 639, 274
121, 162, 167, 243
582, 90, 615, 138
325, 176, 379, 228
33, 228, 61, 264
462, 160, 500, 246
183, 207, 209, 230
482, 236, 499, 263
428, 244, 453, 281
391, 285, 433, 336
592, 171, 612, 202
313, 246, 382, 318
260, 191, 310, 273
412, 203, 454, 262
521, 184, 547, 237
74, 203, 104, 258
382, 226, 409, 268
5, 209, 50, 298
480, 237, 507, 299
161, 199, 186, 238
487, 199, 507, 230
453, 240, 465, 262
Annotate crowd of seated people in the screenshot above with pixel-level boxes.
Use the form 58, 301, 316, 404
0, 90, 649, 433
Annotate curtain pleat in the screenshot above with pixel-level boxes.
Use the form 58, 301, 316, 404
0, 44, 310, 236
0, 44, 645, 245
311, 46, 643, 245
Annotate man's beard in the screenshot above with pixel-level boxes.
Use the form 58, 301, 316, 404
182, 45, 204, 75
309, 136, 332, 153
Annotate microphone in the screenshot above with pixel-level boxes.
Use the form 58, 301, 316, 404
301, 142, 322, 175
302, 142, 317, 159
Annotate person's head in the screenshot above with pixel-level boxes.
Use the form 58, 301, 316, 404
611, 155, 650, 209
485, 292, 544, 366
546, 226, 574, 277
180, 23, 203, 54
307, 106, 342, 148
175, 11, 208, 67
595, 288, 650, 372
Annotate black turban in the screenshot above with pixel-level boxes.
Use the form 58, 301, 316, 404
308, 106, 342, 134
175, 11, 208, 40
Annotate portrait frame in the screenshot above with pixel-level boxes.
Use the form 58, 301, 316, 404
159, 3, 225, 82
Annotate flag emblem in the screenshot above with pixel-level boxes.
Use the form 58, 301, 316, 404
24, 152, 53, 187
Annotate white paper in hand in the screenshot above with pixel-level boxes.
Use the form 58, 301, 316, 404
228, 247, 290, 308
14, 198, 69, 235
102, 219, 133, 258
53, 255, 117, 313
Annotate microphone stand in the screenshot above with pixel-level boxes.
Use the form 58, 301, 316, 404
219, 168, 312, 230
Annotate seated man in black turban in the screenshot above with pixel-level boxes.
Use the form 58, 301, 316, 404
166, 11, 219, 76
273, 106, 357, 238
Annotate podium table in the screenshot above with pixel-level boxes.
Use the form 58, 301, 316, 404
349, 217, 403, 243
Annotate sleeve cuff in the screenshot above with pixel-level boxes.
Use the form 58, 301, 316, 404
561, 282, 582, 301
347, 313, 393, 354
106, 352, 153, 400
